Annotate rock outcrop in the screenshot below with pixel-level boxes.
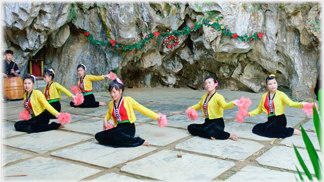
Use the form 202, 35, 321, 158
2, 2, 321, 99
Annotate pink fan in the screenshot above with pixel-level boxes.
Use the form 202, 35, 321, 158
186, 108, 199, 121
109, 72, 117, 81
19, 110, 30, 121
236, 110, 249, 123
236, 96, 252, 111
57, 112, 71, 124
157, 113, 168, 127
105, 123, 115, 130
302, 103, 319, 116
70, 86, 79, 95
72, 93, 84, 106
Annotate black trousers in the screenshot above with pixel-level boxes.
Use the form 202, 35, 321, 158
46, 101, 61, 119
252, 114, 294, 138
187, 118, 230, 139
14, 111, 61, 133
70, 93, 99, 108
95, 122, 145, 147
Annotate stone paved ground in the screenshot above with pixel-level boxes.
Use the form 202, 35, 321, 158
1, 88, 320, 181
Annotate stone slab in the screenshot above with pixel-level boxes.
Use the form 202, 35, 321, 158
134, 111, 157, 123
2, 122, 26, 138
280, 131, 320, 150
286, 116, 305, 128
150, 114, 204, 129
144, 103, 191, 114
135, 124, 190, 146
175, 136, 264, 161
64, 106, 108, 117
2, 156, 100, 181
121, 149, 235, 181
256, 146, 322, 174
223, 109, 239, 120
2, 148, 34, 166
225, 122, 272, 141
4, 130, 92, 154
243, 114, 268, 124
51, 141, 157, 168
63, 118, 104, 135
91, 173, 144, 181
225, 165, 296, 181
51, 114, 93, 123
284, 106, 308, 117
301, 120, 315, 131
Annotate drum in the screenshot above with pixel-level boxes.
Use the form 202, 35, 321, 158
3, 77, 24, 100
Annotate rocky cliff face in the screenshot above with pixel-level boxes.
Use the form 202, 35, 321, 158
2, 2, 321, 99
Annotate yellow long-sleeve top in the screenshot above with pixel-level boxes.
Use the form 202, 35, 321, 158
78, 75, 104, 93
43, 82, 73, 101
24, 89, 59, 117
104, 97, 159, 126
188, 92, 235, 119
249, 90, 303, 117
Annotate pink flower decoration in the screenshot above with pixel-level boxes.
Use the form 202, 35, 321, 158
186, 108, 199, 121
157, 113, 168, 127
19, 110, 30, 121
57, 112, 71, 125
72, 93, 84, 106
70, 86, 79, 95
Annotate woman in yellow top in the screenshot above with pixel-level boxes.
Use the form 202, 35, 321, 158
95, 77, 161, 147
187, 76, 239, 141
43, 68, 76, 119
14, 74, 65, 133
248, 74, 305, 138
70, 64, 110, 108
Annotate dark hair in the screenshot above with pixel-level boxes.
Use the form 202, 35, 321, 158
77, 64, 86, 70
266, 74, 277, 84
43, 68, 55, 80
23, 74, 35, 83
108, 80, 124, 93
205, 76, 216, 83
4, 50, 13, 55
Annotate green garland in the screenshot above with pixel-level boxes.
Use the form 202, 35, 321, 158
84, 17, 264, 51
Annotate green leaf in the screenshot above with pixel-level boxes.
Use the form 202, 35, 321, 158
300, 125, 322, 180
295, 166, 304, 181
293, 144, 313, 180
318, 89, 322, 117
313, 106, 322, 152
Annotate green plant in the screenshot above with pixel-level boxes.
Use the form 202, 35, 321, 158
68, 2, 78, 22
294, 89, 322, 181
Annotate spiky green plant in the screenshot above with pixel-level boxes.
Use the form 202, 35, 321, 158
294, 89, 322, 181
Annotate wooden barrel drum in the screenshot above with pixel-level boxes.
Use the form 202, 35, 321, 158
4, 77, 24, 100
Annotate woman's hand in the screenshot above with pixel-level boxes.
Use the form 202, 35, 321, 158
56, 113, 60, 118
71, 95, 76, 100
103, 119, 108, 130
233, 99, 239, 106
103, 74, 110, 79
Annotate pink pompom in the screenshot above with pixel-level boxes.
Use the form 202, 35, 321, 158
19, 110, 30, 121
57, 112, 71, 124
186, 108, 199, 121
70, 86, 79, 95
105, 123, 115, 130
237, 96, 252, 111
157, 113, 168, 127
236, 110, 249, 123
109, 72, 117, 81
72, 93, 84, 106
303, 103, 319, 116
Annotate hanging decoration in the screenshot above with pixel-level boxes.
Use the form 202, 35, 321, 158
83, 17, 264, 51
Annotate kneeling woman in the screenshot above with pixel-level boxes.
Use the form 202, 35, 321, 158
187, 76, 239, 141
248, 74, 304, 138
70, 63, 110, 108
95, 78, 161, 147
15, 75, 64, 133
43, 68, 76, 119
